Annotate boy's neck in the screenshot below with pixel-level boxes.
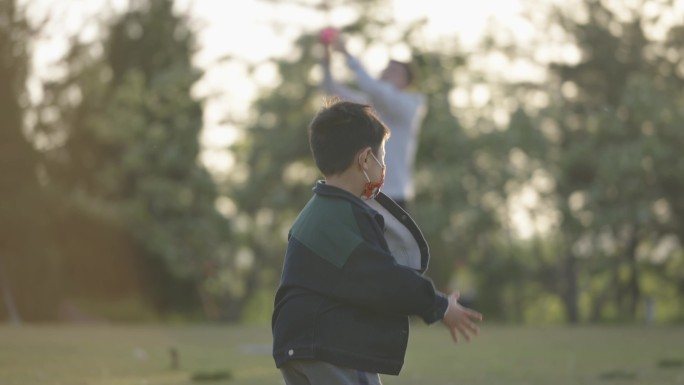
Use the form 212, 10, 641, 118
324, 172, 362, 198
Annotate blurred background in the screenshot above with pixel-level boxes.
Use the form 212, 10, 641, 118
2, 0, 684, 326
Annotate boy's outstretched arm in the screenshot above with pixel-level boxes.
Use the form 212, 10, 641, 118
441, 291, 483, 343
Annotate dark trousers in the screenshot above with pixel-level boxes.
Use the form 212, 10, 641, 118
280, 360, 382, 385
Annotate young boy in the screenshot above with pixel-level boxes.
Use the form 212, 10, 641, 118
272, 98, 482, 385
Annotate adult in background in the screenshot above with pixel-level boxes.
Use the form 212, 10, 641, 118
320, 30, 427, 211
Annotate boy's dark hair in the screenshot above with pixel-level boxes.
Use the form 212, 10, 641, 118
309, 97, 390, 176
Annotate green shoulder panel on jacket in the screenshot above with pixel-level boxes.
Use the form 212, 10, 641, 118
290, 196, 364, 269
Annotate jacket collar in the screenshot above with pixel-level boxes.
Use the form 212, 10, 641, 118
312, 180, 376, 211
312, 180, 430, 272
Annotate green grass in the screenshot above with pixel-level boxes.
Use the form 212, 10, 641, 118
1, 324, 683, 385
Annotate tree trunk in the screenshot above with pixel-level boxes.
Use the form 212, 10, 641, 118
562, 252, 580, 324
590, 256, 619, 322
223, 243, 267, 322
625, 226, 641, 319
197, 282, 220, 322
0, 259, 21, 324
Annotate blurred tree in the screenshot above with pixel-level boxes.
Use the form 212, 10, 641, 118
492, 0, 684, 322
0, 0, 63, 322
226, 0, 490, 321
39, 0, 230, 321
548, 0, 684, 323
224, 35, 322, 321
228, 0, 684, 324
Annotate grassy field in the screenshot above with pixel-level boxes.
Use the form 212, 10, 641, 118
1, 323, 683, 385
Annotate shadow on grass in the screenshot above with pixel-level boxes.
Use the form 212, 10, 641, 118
597, 369, 637, 381
656, 358, 684, 369
191, 369, 233, 382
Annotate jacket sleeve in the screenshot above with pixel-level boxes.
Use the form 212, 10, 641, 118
332, 241, 448, 325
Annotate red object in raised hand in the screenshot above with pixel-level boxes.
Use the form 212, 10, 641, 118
319, 27, 338, 44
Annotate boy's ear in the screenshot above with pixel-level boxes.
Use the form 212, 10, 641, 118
357, 147, 372, 170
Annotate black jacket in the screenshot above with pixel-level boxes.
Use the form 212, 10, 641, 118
272, 182, 448, 375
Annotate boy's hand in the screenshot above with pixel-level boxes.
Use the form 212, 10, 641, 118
441, 291, 482, 343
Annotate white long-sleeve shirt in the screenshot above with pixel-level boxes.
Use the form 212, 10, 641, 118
322, 55, 427, 202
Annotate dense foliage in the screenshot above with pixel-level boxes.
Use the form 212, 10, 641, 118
1, 0, 682, 323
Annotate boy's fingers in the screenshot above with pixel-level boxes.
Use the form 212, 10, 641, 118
449, 326, 459, 344
455, 324, 470, 342
462, 320, 480, 336
457, 310, 481, 325
465, 309, 483, 321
